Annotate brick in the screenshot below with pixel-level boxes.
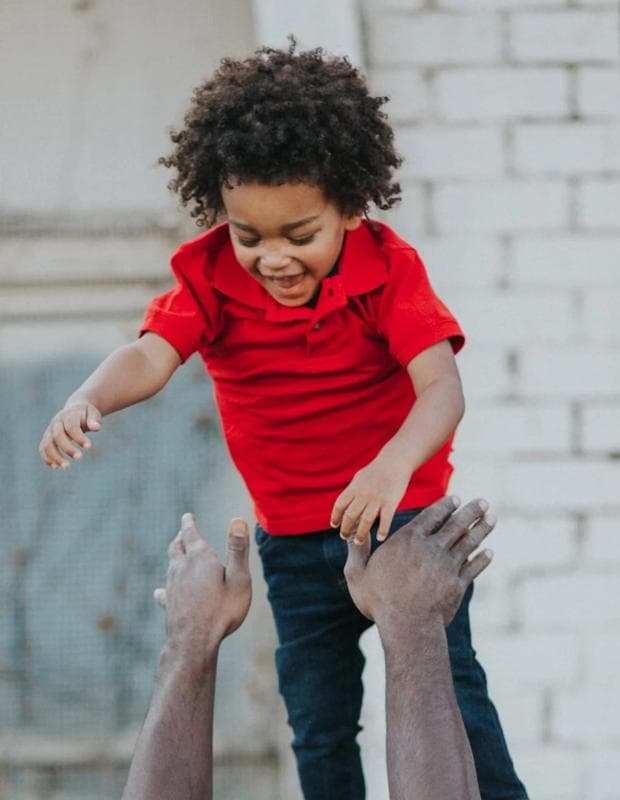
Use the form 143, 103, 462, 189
376, 182, 426, 239
369, 68, 429, 121
583, 403, 620, 452
413, 236, 504, 291
434, 181, 568, 233
0, 321, 132, 362
476, 631, 580, 692
553, 686, 620, 745
436, 67, 569, 121
364, 0, 425, 10
579, 179, 620, 229
449, 288, 573, 346
510, 11, 619, 63
582, 290, 620, 344
456, 402, 572, 454
449, 451, 511, 506
520, 346, 620, 397
584, 516, 620, 565
586, 751, 620, 800
514, 745, 584, 800
478, 689, 543, 747
503, 459, 620, 511
0, 286, 154, 320
512, 236, 620, 287
521, 573, 620, 629
454, 344, 515, 399
399, 125, 503, 179
367, 12, 502, 66
0, 236, 174, 285
514, 123, 620, 175
576, 68, 620, 119
588, 632, 620, 686
470, 569, 513, 630
491, 513, 576, 579
439, 0, 563, 6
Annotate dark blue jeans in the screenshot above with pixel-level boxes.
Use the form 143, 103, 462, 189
256, 508, 528, 800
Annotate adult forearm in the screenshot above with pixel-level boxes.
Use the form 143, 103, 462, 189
380, 619, 480, 800
66, 342, 174, 416
122, 644, 218, 800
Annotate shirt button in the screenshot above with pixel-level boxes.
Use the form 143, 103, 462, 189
313, 323, 321, 330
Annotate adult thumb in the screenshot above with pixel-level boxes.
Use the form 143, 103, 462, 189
343, 533, 371, 586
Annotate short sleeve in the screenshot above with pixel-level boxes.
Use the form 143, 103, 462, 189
140, 241, 221, 363
378, 247, 465, 367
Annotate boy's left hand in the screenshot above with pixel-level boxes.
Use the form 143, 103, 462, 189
330, 454, 412, 545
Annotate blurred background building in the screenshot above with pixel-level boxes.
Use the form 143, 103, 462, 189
0, 1, 619, 798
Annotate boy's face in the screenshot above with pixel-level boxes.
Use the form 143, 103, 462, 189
222, 181, 362, 307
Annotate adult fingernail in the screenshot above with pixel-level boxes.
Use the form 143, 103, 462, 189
479, 499, 489, 512
484, 512, 496, 526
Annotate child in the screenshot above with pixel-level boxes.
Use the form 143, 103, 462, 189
40, 44, 528, 800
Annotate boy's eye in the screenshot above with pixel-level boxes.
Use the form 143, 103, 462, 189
238, 237, 260, 247
289, 234, 315, 246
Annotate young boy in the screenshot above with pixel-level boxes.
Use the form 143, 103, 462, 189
40, 44, 528, 800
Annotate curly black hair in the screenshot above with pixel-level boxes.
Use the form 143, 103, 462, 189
159, 41, 402, 227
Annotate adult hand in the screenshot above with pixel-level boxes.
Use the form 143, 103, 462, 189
155, 513, 252, 663
343, 496, 494, 628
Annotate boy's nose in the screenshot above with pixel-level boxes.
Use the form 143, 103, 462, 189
259, 252, 292, 271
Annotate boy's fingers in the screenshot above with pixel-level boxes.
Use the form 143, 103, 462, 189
411, 496, 460, 538
168, 532, 185, 559
226, 518, 250, 578
376, 504, 397, 542
451, 513, 496, 564
460, 549, 493, 585
86, 404, 102, 432
353, 504, 379, 545
330, 490, 353, 528
339, 499, 366, 539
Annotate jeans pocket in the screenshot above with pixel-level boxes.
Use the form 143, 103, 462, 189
254, 524, 275, 556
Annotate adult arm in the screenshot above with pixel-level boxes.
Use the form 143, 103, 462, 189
39, 333, 181, 468
122, 513, 252, 800
344, 496, 494, 800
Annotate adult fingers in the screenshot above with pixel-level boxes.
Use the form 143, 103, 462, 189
435, 498, 490, 549
179, 512, 203, 551
411, 496, 461, 538
153, 588, 166, 608
226, 518, 250, 580
343, 532, 371, 585
450, 512, 496, 564
460, 549, 494, 585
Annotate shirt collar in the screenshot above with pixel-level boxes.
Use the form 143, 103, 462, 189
212, 219, 389, 321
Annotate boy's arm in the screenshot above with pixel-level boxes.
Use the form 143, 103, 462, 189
39, 333, 181, 469
331, 339, 464, 543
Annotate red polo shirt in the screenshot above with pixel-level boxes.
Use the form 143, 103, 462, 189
141, 220, 464, 535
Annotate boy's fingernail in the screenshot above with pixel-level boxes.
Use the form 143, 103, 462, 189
72, 452, 81, 460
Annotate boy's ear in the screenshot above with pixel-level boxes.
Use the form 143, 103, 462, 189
344, 213, 364, 231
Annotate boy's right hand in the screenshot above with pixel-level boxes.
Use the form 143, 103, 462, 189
39, 402, 102, 469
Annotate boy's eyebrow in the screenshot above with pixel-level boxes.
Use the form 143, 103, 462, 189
229, 215, 320, 234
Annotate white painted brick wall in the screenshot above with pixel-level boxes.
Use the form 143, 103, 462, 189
399, 125, 504, 179
510, 11, 619, 63
579, 179, 620, 228
367, 12, 502, 66
576, 68, 620, 118
514, 123, 620, 175
434, 180, 568, 232
363, 3, 620, 796
435, 67, 569, 121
